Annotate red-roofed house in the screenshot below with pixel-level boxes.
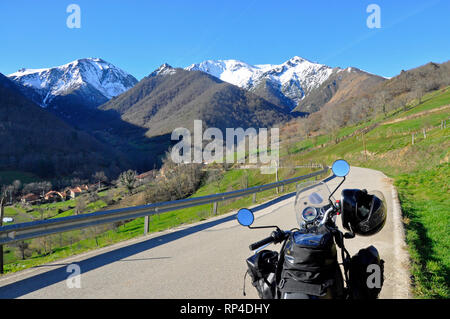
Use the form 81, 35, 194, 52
21, 193, 40, 204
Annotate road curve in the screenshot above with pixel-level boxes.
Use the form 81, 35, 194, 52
0, 166, 411, 299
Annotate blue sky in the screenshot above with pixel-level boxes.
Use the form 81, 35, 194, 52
0, 0, 448, 79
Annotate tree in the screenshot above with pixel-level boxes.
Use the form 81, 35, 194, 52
23, 181, 52, 196
36, 207, 46, 220
93, 171, 108, 188
16, 241, 30, 260
413, 87, 425, 105
12, 180, 22, 199
119, 170, 137, 194
75, 197, 87, 215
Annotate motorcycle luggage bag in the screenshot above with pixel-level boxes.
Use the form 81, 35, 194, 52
348, 245, 384, 299
279, 231, 339, 297
246, 250, 278, 299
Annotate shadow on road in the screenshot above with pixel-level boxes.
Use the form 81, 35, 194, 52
0, 191, 299, 298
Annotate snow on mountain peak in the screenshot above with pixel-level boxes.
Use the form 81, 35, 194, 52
149, 63, 177, 77
186, 56, 336, 109
8, 58, 138, 107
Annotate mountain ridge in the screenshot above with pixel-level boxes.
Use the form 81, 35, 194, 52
7, 58, 138, 109
100, 65, 294, 138
185, 56, 384, 111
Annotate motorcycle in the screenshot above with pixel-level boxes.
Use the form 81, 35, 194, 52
237, 160, 386, 299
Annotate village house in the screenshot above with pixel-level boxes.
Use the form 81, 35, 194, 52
21, 193, 41, 204
136, 170, 156, 184
65, 185, 88, 199
44, 190, 66, 203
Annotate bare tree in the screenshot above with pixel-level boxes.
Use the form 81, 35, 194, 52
93, 171, 108, 188
119, 170, 137, 194
75, 197, 87, 215
16, 241, 30, 260
36, 207, 45, 220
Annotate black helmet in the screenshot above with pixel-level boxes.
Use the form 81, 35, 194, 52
340, 189, 386, 236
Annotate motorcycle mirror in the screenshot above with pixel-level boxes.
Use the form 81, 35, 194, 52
332, 159, 350, 177
237, 208, 254, 227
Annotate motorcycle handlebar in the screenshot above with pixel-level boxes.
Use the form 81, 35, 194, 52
249, 236, 275, 251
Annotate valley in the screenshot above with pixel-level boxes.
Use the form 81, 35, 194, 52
0, 56, 449, 299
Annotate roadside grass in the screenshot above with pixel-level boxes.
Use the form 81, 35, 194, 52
395, 164, 449, 299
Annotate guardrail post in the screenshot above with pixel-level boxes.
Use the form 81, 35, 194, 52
0, 197, 4, 274
144, 216, 150, 235
213, 202, 218, 215
252, 193, 256, 204
275, 160, 279, 194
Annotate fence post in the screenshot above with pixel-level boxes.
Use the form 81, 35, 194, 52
362, 133, 367, 161
423, 128, 426, 139
144, 215, 150, 235
412, 133, 414, 145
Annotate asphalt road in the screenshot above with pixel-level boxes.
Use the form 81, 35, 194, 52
0, 167, 411, 299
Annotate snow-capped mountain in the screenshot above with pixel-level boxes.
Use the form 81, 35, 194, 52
8, 58, 138, 108
147, 63, 178, 78
186, 56, 344, 109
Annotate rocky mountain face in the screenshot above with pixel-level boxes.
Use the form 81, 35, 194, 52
100, 64, 293, 138
294, 67, 386, 113
186, 56, 386, 112
0, 72, 130, 178
7, 58, 138, 109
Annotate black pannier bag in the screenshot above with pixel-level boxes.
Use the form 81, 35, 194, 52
246, 250, 278, 299
279, 231, 343, 298
348, 245, 384, 299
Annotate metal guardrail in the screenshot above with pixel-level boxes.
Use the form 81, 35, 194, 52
0, 166, 328, 245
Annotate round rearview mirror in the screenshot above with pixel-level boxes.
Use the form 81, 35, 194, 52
332, 159, 350, 177
237, 208, 254, 227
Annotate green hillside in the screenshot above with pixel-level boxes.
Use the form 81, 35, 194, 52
282, 86, 450, 298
